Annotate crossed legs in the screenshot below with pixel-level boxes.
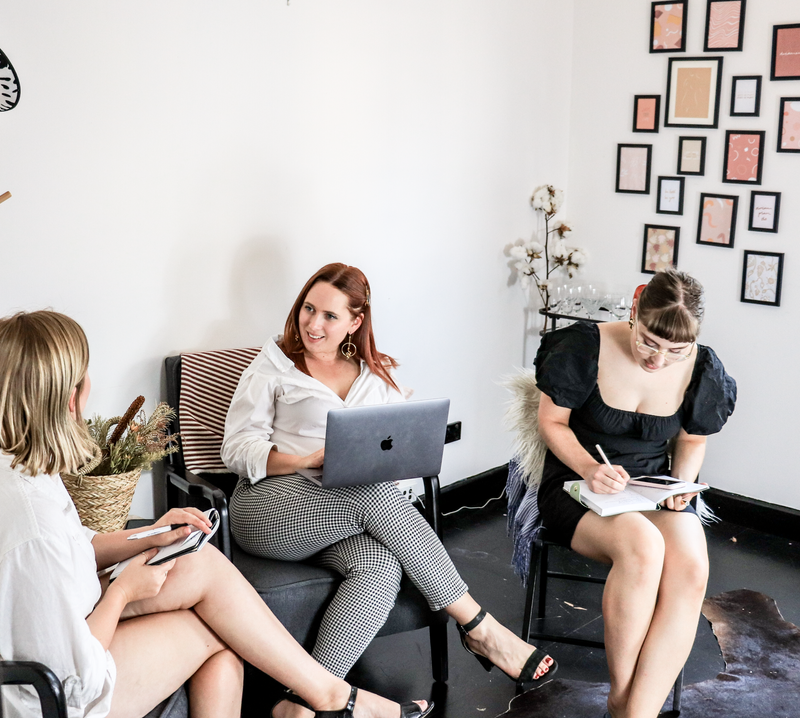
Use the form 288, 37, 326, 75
571, 510, 708, 718
107, 543, 426, 718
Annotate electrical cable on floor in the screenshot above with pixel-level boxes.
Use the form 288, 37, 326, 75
416, 487, 507, 516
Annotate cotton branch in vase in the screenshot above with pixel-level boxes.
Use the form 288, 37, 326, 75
509, 185, 587, 311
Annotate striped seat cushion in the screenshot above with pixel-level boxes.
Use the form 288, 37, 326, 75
179, 347, 261, 474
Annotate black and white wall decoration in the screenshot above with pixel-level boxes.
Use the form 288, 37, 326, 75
0, 47, 21, 112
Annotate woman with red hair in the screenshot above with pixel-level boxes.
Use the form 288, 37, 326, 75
223, 263, 556, 718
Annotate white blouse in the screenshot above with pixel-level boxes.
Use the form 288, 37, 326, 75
0, 453, 115, 718
222, 335, 408, 482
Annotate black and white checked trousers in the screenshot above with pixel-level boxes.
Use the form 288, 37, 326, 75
230, 474, 468, 677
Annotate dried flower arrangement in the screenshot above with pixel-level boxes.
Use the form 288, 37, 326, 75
508, 184, 587, 311
85, 396, 180, 476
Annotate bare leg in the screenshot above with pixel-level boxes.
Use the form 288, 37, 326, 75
108, 609, 242, 718
622, 511, 708, 718
571, 511, 667, 714
115, 545, 427, 718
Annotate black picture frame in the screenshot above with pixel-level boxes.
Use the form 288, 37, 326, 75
748, 191, 781, 233
633, 95, 661, 133
677, 136, 707, 176
771, 23, 800, 81
616, 144, 653, 194
656, 176, 685, 215
704, 0, 747, 52
641, 224, 681, 275
730, 75, 761, 117
777, 97, 800, 153
696, 193, 738, 248
650, 1, 688, 53
741, 250, 784, 306
665, 57, 724, 128
722, 130, 765, 185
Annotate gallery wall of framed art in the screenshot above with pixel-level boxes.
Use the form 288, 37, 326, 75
560, 0, 800, 510
603, 2, 797, 309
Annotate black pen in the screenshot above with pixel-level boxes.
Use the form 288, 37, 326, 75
127, 524, 189, 540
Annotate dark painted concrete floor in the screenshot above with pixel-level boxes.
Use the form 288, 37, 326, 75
338, 499, 800, 718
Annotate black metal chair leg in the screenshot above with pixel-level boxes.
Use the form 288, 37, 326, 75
536, 539, 549, 620
429, 621, 449, 683
521, 542, 538, 641
672, 666, 684, 713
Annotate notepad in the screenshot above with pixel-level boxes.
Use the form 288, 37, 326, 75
109, 509, 219, 581
563, 478, 708, 517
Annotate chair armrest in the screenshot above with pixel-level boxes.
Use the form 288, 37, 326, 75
421, 476, 443, 540
0, 661, 68, 718
165, 466, 232, 561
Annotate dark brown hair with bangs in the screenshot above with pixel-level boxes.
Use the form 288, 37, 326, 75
278, 263, 400, 393
637, 268, 704, 343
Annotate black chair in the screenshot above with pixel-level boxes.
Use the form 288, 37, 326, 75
521, 532, 684, 712
162, 350, 450, 683
0, 662, 67, 718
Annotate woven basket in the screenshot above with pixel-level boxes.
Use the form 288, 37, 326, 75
62, 467, 142, 533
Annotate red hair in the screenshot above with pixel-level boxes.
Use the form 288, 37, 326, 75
278, 263, 400, 392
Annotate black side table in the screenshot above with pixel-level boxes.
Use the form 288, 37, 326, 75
538, 307, 611, 333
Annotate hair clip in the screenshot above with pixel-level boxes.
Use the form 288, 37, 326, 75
365, 288, 371, 307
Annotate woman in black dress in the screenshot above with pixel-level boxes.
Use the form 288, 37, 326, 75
535, 269, 736, 718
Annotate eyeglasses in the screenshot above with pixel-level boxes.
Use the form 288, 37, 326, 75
635, 325, 695, 363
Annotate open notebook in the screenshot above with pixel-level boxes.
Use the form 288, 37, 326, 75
563, 477, 708, 517
110, 508, 219, 581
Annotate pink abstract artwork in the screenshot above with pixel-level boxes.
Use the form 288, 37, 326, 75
780, 101, 800, 151
725, 133, 760, 181
775, 27, 800, 79
645, 228, 676, 272
707, 2, 741, 49
653, 4, 684, 51
636, 98, 657, 130
699, 198, 735, 245
619, 147, 648, 191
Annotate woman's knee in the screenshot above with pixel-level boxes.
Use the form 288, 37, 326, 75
664, 541, 709, 596
612, 517, 666, 575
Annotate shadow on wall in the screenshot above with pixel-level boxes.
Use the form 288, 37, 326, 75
201, 236, 292, 350
154, 237, 291, 514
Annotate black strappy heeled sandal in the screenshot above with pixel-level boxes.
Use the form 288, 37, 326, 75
314, 686, 433, 718
456, 609, 558, 685
271, 689, 313, 717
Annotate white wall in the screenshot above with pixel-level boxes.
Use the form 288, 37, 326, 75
0, 1, 575, 517
567, 1, 800, 509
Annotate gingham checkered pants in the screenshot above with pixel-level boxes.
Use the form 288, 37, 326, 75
230, 474, 468, 677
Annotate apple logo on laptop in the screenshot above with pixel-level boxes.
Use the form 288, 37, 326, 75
380, 436, 393, 451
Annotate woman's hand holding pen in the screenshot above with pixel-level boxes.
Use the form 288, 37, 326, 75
145, 507, 212, 546
585, 444, 630, 494
585, 462, 630, 494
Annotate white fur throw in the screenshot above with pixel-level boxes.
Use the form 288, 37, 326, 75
501, 368, 548, 489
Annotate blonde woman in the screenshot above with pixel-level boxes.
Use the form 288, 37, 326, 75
0, 310, 430, 718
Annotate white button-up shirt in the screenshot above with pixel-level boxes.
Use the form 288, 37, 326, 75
222, 336, 409, 482
0, 453, 116, 718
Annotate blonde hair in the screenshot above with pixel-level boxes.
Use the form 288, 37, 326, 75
0, 311, 95, 475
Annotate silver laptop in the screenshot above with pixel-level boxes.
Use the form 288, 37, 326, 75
297, 398, 450, 488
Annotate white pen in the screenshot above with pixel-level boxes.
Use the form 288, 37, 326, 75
127, 524, 188, 541
595, 444, 614, 470
595, 444, 625, 481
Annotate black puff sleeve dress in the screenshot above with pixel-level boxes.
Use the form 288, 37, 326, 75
534, 322, 737, 547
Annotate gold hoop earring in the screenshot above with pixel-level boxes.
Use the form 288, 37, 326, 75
628, 313, 635, 330
341, 333, 356, 359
